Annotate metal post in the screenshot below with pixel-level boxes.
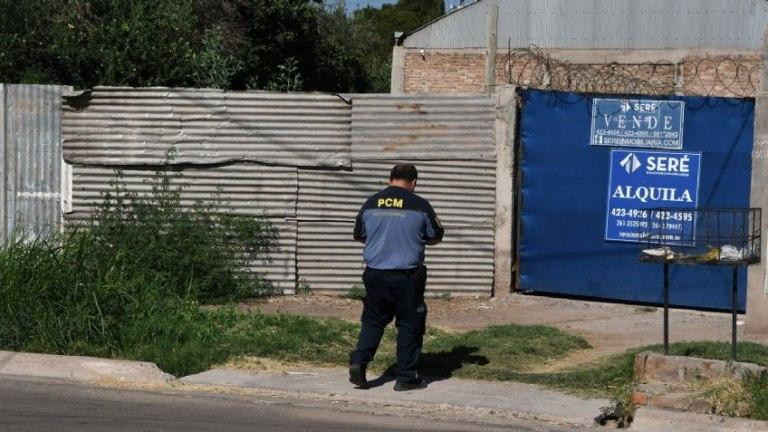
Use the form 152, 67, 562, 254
664, 260, 670, 355
0, 84, 6, 245
3, 85, 14, 240
733, 265, 739, 360
484, 3, 499, 93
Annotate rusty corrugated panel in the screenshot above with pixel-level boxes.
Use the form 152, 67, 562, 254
62, 87, 352, 168
298, 159, 496, 227
349, 94, 495, 160
296, 221, 494, 296
3, 84, 72, 241
68, 163, 297, 219
404, 0, 768, 50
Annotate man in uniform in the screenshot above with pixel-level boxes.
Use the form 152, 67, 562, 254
348, 163, 444, 391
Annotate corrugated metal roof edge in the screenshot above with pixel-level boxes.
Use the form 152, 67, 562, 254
397, 0, 485, 46
62, 88, 353, 110
400, 0, 768, 51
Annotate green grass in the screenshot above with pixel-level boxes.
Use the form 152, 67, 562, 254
366, 324, 591, 379
513, 350, 637, 396
343, 284, 366, 300
117, 308, 361, 376
511, 341, 768, 398
124, 314, 590, 378
510, 341, 768, 421
744, 372, 768, 419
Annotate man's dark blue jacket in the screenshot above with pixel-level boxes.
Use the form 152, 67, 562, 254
353, 186, 444, 270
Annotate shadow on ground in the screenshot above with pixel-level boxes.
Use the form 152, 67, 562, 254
420, 346, 489, 382
366, 346, 489, 388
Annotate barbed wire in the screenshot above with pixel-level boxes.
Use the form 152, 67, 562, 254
500, 45, 760, 98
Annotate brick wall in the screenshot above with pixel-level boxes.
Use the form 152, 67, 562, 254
403, 49, 760, 98
681, 55, 760, 98
403, 51, 485, 93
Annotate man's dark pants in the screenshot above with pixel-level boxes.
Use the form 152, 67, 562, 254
349, 266, 427, 381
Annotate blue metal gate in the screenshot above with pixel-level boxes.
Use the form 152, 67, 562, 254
517, 89, 755, 311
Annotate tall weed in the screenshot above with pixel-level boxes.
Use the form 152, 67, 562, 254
91, 165, 278, 303
0, 161, 277, 369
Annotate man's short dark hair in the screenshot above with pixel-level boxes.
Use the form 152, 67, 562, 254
390, 163, 418, 181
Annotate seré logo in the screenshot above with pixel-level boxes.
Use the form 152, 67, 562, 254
619, 153, 641, 174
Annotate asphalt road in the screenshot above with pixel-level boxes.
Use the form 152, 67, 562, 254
0, 376, 565, 432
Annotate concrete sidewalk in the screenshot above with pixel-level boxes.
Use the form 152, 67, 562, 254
179, 366, 768, 431
0, 350, 174, 383
180, 367, 609, 428
632, 407, 768, 432
4, 349, 768, 431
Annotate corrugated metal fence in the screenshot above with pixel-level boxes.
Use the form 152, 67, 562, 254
1, 84, 72, 243
63, 88, 351, 167
295, 93, 497, 296
4, 86, 497, 297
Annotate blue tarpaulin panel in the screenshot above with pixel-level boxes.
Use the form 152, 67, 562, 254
518, 89, 754, 311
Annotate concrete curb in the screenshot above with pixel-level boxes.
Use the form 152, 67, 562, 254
179, 367, 607, 428
0, 350, 174, 383
635, 351, 766, 383
631, 406, 768, 432
0, 350, 604, 428
16, 349, 766, 431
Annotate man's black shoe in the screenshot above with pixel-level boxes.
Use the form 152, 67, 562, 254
393, 377, 427, 391
349, 363, 368, 389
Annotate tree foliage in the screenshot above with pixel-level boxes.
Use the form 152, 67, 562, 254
353, 0, 444, 91
0, 0, 444, 92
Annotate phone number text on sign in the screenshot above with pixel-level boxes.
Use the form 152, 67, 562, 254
591, 98, 685, 150
610, 208, 694, 222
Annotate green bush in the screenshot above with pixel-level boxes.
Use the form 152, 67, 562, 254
92, 166, 278, 303
0, 163, 277, 370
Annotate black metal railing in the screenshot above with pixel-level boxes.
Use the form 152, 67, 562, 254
638, 208, 761, 360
